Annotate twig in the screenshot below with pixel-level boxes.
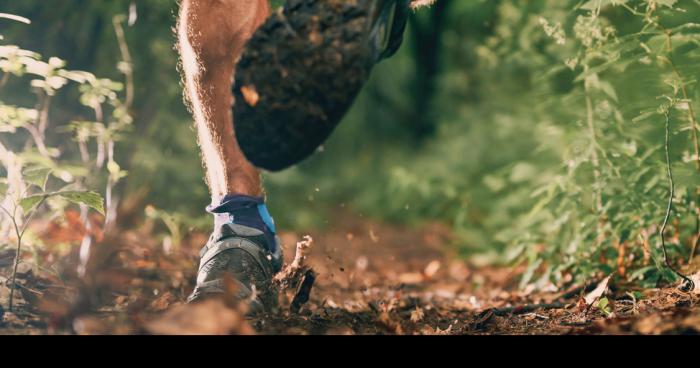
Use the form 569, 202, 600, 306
0, 72, 9, 90
584, 66, 603, 213
273, 235, 316, 312
1, 196, 46, 312
290, 269, 316, 314
103, 14, 135, 230
37, 91, 51, 138
660, 108, 695, 292
691, 220, 699, 262
490, 302, 570, 317
660, 22, 700, 264
113, 15, 134, 110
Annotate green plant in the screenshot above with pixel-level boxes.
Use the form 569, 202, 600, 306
332, 0, 700, 289
0, 13, 132, 310
500, 0, 700, 287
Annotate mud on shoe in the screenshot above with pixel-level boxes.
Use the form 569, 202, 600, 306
233, 0, 411, 171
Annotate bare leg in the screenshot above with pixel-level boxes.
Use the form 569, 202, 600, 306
177, 0, 270, 204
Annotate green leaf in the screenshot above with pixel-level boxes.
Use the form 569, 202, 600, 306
580, 0, 629, 11
598, 297, 612, 316
672, 164, 700, 188
655, 0, 677, 8
57, 191, 105, 215
597, 81, 618, 102
0, 181, 8, 197
19, 195, 46, 213
20, 190, 104, 215
23, 167, 52, 189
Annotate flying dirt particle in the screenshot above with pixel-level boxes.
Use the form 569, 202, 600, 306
369, 229, 379, 243
308, 30, 322, 46
355, 256, 369, 271
424, 260, 441, 279
448, 261, 470, 281
240, 85, 260, 107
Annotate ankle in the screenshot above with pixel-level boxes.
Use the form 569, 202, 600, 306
207, 194, 278, 251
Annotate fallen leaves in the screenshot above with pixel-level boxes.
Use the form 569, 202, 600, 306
146, 299, 254, 335
633, 311, 700, 335
2, 213, 700, 336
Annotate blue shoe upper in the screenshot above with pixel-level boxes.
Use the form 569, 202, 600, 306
207, 195, 278, 254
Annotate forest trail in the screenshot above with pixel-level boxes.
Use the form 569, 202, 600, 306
1, 212, 699, 335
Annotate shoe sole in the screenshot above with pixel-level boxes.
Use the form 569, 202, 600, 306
233, 0, 410, 171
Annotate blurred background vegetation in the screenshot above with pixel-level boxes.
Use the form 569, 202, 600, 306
2, 0, 700, 288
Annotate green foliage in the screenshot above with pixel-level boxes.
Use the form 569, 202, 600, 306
0, 13, 136, 310
352, 0, 700, 289
20, 191, 105, 215
3, 0, 700, 292
0, 13, 131, 263
267, 0, 700, 290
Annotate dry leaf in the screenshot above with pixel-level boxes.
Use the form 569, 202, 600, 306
584, 274, 612, 306
410, 307, 425, 323
434, 324, 453, 335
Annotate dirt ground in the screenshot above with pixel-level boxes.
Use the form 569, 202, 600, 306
1, 212, 699, 335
